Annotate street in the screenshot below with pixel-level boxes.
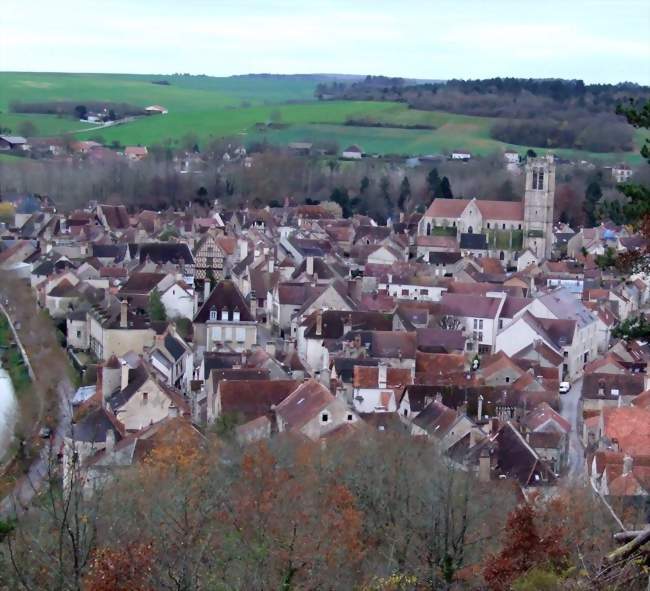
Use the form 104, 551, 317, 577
560, 376, 585, 479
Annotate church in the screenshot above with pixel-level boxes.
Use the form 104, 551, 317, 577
417, 155, 555, 264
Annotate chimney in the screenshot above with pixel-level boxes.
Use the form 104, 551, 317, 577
120, 360, 129, 391
316, 309, 323, 337
343, 314, 353, 336
265, 341, 276, 357
268, 258, 274, 273
249, 290, 257, 318
105, 428, 115, 453
306, 256, 314, 276
490, 417, 499, 435
479, 448, 491, 482
378, 363, 387, 388
239, 239, 248, 261
477, 394, 484, 421
168, 404, 179, 418
120, 299, 128, 328
204, 280, 211, 302
623, 455, 633, 476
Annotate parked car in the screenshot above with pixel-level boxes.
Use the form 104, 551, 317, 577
559, 382, 571, 395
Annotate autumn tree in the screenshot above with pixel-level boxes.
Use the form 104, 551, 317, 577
483, 501, 569, 591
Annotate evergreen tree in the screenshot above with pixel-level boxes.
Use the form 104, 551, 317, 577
439, 176, 453, 199
148, 288, 167, 322
398, 177, 411, 211
330, 187, 351, 218
583, 181, 602, 226
426, 168, 441, 198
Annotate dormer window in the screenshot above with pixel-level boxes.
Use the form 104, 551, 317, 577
209, 307, 217, 321
321, 412, 329, 424
233, 309, 240, 321
221, 308, 229, 321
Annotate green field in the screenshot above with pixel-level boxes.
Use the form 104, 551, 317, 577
0, 72, 646, 163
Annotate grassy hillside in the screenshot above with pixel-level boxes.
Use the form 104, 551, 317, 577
0, 72, 646, 163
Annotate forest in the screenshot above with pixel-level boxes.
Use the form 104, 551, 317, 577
0, 430, 636, 591
317, 78, 650, 153
1, 139, 644, 230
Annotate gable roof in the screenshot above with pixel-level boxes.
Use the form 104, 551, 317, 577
218, 379, 299, 422
274, 379, 335, 431
194, 280, 253, 323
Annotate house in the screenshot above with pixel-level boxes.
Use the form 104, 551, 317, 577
107, 358, 189, 432
0, 135, 28, 150
124, 146, 149, 161
341, 145, 363, 159
193, 280, 258, 352
495, 312, 578, 380
451, 149, 471, 160
275, 379, 359, 440
148, 327, 193, 392
467, 421, 556, 487
520, 402, 571, 473
208, 378, 299, 424
145, 105, 168, 115
193, 233, 232, 284
159, 280, 194, 320
87, 300, 156, 361
611, 164, 633, 184
352, 364, 413, 413
438, 292, 506, 353
529, 288, 600, 370
411, 398, 480, 455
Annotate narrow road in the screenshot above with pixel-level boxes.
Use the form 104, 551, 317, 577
560, 376, 585, 479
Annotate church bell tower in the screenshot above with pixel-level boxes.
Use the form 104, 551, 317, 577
523, 154, 555, 260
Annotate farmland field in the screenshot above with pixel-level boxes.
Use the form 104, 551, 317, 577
0, 72, 646, 163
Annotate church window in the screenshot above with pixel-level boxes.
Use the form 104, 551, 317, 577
532, 170, 538, 189
487, 223, 490, 229
426, 223, 431, 236
500, 251, 505, 260
502, 223, 506, 229
537, 169, 544, 189
518, 224, 522, 230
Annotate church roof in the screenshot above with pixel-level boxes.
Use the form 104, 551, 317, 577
424, 198, 524, 222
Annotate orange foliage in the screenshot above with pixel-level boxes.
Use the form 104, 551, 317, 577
483, 501, 569, 591
231, 440, 364, 586
84, 542, 153, 591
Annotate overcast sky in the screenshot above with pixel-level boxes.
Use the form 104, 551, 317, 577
2, 0, 649, 83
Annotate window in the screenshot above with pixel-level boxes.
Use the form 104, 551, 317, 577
420, 289, 429, 296
478, 319, 483, 329
403, 408, 408, 417
76, 330, 81, 338
502, 223, 506, 230
487, 223, 491, 229
209, 308, 217, 321
518, 224, 522, 230
321, 412, 329, 424
142, 392, 148, 404
347, 413, 353, 422
499, 319, 503, 329
500, 251, 505, 260
473, 318, 478, 329
221, 308, 229, 321
401, 289, 408, 296
233, 309, 240, 321
212, 326, 222, 341
537, 169, 544, 190
505, 376, 510, 383
223, 327, 231, 341
236, 327, 246, 342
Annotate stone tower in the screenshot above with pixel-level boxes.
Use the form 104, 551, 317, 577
523, 154, 555, 259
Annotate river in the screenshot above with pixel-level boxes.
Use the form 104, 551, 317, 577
0, 366, 18, 458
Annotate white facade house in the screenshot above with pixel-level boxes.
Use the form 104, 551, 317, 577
160, 281, 194, 319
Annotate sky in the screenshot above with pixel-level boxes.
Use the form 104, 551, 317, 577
2, 0, 649, 84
